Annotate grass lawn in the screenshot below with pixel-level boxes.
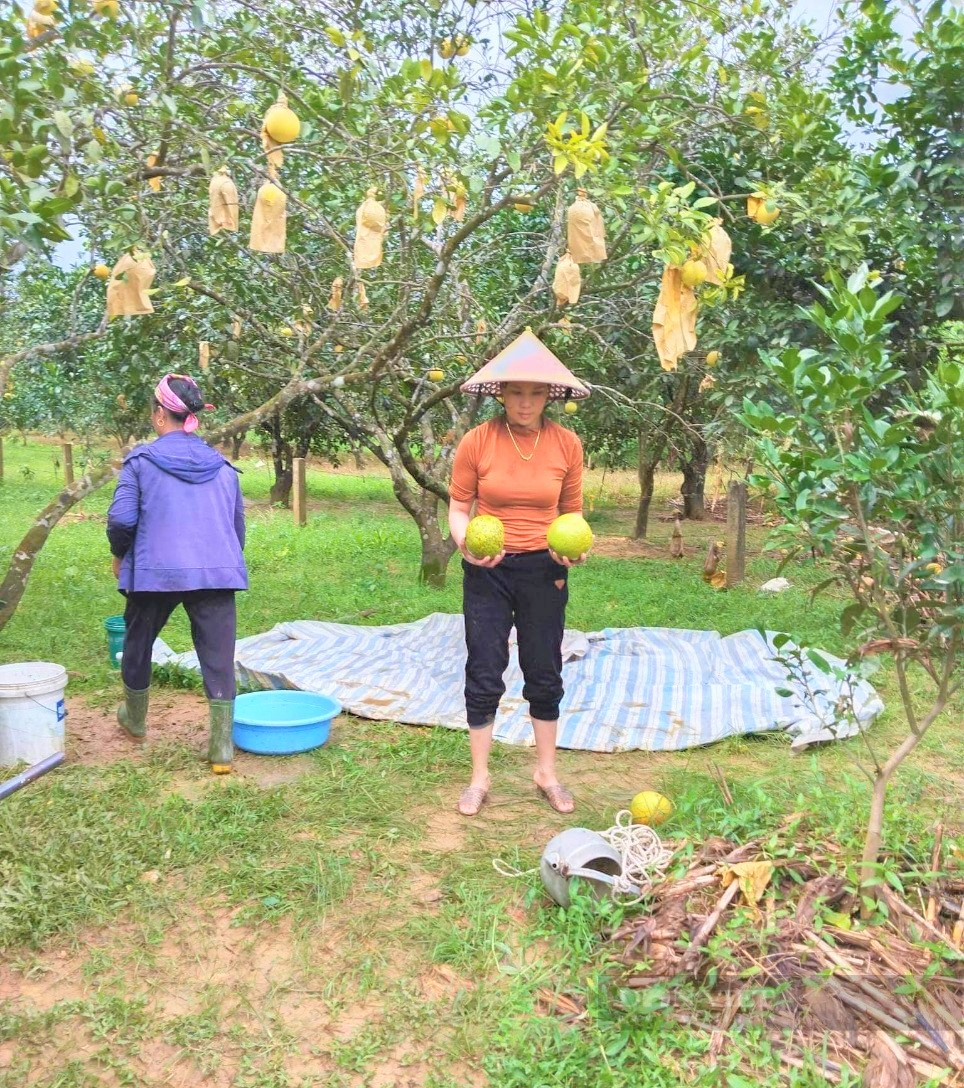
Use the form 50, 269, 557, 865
0, 436, 961, 1087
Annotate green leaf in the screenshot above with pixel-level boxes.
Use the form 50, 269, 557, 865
553, 154, 568, 175
52, 111, 73, 139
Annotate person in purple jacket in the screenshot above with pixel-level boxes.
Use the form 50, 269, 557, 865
107, 373, 247, 774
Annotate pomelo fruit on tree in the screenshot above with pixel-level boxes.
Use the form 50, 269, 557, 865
465, 515, 504, 559
681, 258, 708, 288
264, 104, 301, 144
92, 263, 110, 279
547, 512, 593, 559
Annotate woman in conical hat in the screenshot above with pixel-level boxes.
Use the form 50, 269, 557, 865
449, 329, 592, 817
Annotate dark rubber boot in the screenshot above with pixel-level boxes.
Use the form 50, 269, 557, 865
208, 699, 234, 774
117, 685, 150, 740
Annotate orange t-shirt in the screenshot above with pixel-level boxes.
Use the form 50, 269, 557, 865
450, 418, 584, 553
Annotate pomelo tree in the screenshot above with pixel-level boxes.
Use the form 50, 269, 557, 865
743, 270, 963, 890
1, 0, 953, 623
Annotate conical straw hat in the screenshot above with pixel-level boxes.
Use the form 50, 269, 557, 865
460, 328, 590, 400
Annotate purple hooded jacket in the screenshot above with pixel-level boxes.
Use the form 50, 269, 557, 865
107, 431, 248, 593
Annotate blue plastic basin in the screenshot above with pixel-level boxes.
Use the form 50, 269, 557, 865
232, 690, 340, 755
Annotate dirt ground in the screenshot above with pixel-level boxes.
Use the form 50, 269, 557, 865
3, 691, 690, 1086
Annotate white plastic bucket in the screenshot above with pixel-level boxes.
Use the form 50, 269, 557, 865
0, 662, 68, 766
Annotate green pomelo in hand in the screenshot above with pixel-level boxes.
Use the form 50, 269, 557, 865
465, 515, 505, 558
547, 513, 593, 559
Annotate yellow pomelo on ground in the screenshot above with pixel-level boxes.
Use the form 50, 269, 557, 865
92, 263, 110, 279
547, 512, 593, 560
264, 104, 301, 144
465, 515, 504, 559
705, 350, 720, 367
681, 258, 708, 288
563, 400, 578, 415
925, 562, 943, 575
630, 790, 673, 826
427, 369, 444, 382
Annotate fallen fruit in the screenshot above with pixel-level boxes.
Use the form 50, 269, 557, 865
630, 790, 673, 826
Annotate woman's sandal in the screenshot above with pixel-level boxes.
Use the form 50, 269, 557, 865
538, 783, 575, 814
457, 785, 489, 817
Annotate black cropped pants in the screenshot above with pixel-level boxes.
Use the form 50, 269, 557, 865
121, 589, 237, 701
462, 550, 568, 728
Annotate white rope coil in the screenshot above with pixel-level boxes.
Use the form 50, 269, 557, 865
599, 809, 674, 903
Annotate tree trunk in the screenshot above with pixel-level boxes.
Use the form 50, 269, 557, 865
262, 414, 293, 507
858, 694, 948, 906
374, 447, 456, 586
0, 464, 117, 633
230, 431, 245, 460
635, 457, 658, 539
680, 434, 708, 520
635, 419, 668, 540
419, 519, 457, 587
414, 491, 456, 586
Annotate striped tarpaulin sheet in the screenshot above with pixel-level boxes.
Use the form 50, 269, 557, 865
154, 612, 882, 753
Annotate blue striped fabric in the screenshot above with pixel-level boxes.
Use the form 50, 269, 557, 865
154, 612, 883, 752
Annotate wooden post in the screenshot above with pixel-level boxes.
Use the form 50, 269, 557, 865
62, 442, 74, 486
725, 480, 747, 587
292, 456, 307, 527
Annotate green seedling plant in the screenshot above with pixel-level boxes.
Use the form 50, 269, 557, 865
742, 267, 964, 897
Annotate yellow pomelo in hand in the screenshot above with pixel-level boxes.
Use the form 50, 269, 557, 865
264, 104, 301, 144
465, 515, 504, 559
630, 791, 673, 826
547, 512, 593, 560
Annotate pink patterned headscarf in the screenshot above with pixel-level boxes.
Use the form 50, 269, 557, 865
154, 373, 214, 434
